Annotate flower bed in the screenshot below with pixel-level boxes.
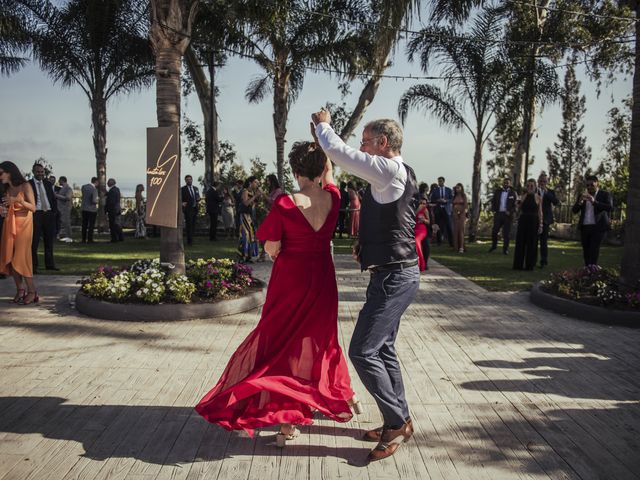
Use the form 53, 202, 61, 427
540, 265, 640, 312
79, 258, 257, 305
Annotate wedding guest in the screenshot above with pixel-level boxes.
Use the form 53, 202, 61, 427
81, 177, 99, 243
105, 178, 123, 242
55, 176, 73, 242
29, 162, 58, 272
572, 175, 613, 267
50, 175, 62, 239
205, 182, 223, 241
430, 176, 453, 246
313, 112, 419, 462
237, 177, 262, 263
415, 198, 430, 271
537, 172, 559, 268
134, 184, 146, 239
451, 183, 468, 253
335, 182, 349, 238
347, 181, 360, 237
0, 161, 38, 304
489, 177, 518, 254
513, 178, 543, 270
221, 187, 235, 239
181, 175, 200, 246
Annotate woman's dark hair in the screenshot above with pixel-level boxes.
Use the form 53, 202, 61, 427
266, 173, 280, 192
243, 176, 257, 189
135, 183, 144, 193
288, 141, 326, 180
0, 161, 27, 186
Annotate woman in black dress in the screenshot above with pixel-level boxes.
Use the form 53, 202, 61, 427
513, 178, 543, 270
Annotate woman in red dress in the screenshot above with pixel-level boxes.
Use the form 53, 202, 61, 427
195, 141, 359, 447
414, 198, 430, 272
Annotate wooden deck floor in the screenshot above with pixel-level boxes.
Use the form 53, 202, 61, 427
0, 255, 638, 480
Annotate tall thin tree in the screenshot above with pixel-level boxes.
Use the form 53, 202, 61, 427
15, 0, 155, 220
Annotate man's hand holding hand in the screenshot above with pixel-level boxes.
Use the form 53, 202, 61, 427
311, 110, 331, 126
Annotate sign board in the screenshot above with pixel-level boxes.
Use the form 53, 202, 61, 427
146, 126, 180, 228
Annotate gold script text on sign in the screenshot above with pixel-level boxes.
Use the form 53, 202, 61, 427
147, 134, 178, 217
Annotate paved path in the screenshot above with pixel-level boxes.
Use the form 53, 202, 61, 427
0, 256, 638, 480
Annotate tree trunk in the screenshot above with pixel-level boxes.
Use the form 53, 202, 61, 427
273, 69, 289, 186
150, 0, 199, 275
512, 0, 550, 190
339, 61, 386, 141
621, 6, 640, 288
90, 94, 108, 232
468, 135, 483, 242
184, 46, 214, 184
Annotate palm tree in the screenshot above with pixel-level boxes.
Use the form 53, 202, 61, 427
234, 0, 362, 185
398, 7, 523, 241
149, 0, 199, 274
15, 0, 154, 219
0, 0, 30, 75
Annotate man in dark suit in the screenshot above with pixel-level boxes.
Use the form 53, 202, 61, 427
429, 176, 453, 246
30, 162, 59, 272
205, 182, 223, 241
335, 182, 350, 238
181, 175, 200, 245
105, 178, 124, 242
537, 173, 559, 268
489, 177, 518, 254
572, 175, 613, 267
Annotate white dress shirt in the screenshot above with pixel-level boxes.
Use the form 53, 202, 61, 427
583, 190, 598, 225
499, 190, 509, 212
315, 122, 407, 204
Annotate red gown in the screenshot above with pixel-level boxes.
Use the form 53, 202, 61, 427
415, 209, 428, 271
195, 184, 354, 436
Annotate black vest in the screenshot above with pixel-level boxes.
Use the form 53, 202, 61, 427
359, 163, 419, 270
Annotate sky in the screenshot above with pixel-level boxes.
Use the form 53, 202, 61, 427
0, 38, 631, 197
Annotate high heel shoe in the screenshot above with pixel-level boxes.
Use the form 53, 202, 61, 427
20, 291, 39, 305
11, 288, 25, 303
275, 424, 300, 448
348, 396, 364, 415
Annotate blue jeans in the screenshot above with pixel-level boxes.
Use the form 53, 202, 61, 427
349, 264, 420, 428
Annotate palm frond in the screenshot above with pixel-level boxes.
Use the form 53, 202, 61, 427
398, 83, 469, 134
245, 73, 272, 104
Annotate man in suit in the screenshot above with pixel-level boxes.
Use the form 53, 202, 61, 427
181, 175, 200, 246
489, 177, 518, 254
572, 175, 613, 267
81, 177, 99, 243
30, 162, 59, 272
429, 176, 453, 246
105, 178, 124, 242
537, 173, 559, 268
335, 181, 350, 239
205, 182, 223, 241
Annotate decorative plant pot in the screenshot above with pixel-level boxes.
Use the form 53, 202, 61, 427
75, 280, 266, 322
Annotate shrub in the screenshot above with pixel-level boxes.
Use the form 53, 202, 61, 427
541, 265, 639, 310
80, 257, 256, 305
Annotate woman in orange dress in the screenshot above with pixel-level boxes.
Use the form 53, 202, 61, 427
0, 161, 38, 304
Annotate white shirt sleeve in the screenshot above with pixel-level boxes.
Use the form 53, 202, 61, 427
315, 122, 407, 204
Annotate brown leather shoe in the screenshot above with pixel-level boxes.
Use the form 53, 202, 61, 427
363, 418, 412, 442
367, 420, 413, 462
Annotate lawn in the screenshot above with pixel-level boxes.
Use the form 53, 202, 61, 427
34, 232, 623, 292
428, 239, 623, 291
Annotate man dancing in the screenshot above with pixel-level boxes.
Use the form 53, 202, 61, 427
312, 111, 419, 462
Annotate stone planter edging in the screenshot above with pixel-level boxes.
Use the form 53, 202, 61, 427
75, 283, 265, 322
530, 282, 639, 327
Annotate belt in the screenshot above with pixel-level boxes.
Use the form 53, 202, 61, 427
369, 259, 418, 274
